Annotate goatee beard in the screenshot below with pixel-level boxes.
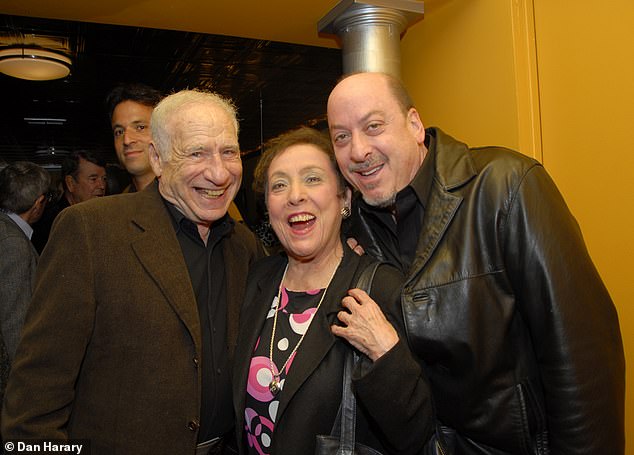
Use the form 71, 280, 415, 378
363, 191, 396, 208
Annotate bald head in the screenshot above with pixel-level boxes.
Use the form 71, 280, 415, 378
329, 72, 414, 115
326, 72, 427, 207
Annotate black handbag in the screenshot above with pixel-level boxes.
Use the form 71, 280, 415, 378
314, 348, 383, 455
314, 261, 452, 455
315, 262, 383, 455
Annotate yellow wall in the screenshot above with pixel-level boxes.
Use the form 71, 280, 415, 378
533, 3, 634, 451
400, 1, 520, 150
401, 0, 633, 451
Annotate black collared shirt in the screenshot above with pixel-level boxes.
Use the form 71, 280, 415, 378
358, 132, 436, 273
164, 200, 233, 442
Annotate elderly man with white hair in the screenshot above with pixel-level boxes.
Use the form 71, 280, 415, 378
2, 90, 263, 455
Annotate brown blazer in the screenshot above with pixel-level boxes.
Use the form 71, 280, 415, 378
1, 183, 262, 454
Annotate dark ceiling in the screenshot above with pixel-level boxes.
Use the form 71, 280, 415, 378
0, 14, 342, 170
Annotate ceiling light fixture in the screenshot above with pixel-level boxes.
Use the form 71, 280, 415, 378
0, 46, 72, 81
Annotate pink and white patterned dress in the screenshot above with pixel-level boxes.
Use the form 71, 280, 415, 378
243, 286, 324, 455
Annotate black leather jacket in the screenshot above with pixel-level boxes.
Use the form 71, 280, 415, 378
350, 128, 625, 454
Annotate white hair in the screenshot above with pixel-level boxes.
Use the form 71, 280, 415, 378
151, 89, 239, 160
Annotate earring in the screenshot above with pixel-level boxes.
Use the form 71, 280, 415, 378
341, 206, 351, 219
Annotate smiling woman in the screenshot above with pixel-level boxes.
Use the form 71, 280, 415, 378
265, 142, 349, 266
232, 126, 434, 455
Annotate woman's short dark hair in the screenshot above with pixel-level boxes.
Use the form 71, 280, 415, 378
253, 126, 348, 196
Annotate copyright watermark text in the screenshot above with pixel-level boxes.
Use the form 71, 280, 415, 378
4, 440, 89, 454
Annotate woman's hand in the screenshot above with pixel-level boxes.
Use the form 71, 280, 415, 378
331, 288, 399, 362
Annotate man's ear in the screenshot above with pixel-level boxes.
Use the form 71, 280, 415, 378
23, 194, 47, 225
148, 142, 163, 177
35, 194, 46, 207
33, 193, 47, 215
343, 186, 352, 208
65, 175, 76, 192
407, 107, 425, 145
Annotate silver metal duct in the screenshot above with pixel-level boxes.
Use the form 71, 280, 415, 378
319, 0, 424, 79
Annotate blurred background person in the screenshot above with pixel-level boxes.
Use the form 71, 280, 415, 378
62, 150, 107, 204
106, 82, 162, 193
233, 127, 432, 454
0, 162, 50, 408
31, 150, 106, 253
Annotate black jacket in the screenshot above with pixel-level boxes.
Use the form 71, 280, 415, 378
350, 128, 625, 454
233, 245, 434, 454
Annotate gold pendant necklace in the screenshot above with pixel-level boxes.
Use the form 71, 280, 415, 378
268, 260, 340, 395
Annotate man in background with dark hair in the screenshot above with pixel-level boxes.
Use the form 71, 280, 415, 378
31, 150, 106, 253
0, 161, 50, 408
106, 83, 162, 193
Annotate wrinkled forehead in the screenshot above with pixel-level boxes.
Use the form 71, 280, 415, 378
168, 102, 237, 139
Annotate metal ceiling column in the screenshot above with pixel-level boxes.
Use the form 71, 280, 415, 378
318, 0, 424, 79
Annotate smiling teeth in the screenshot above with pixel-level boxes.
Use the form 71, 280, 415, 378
289, 214, 315, 223
360, 166, 380, 176
201, 188, 224, 197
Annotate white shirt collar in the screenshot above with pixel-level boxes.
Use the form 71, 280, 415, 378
6, 211, 34, 239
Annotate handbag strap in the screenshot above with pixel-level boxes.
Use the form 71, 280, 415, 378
333, 262, 381, 455
354, 261, 380, 296
337, 349, 357, 454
